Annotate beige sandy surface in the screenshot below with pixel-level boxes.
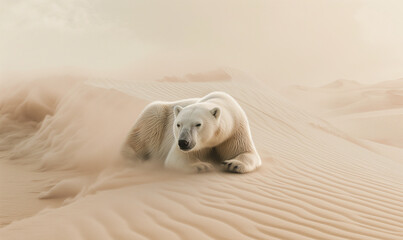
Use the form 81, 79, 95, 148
1, 72, 403, 240
283, 79, 403, 148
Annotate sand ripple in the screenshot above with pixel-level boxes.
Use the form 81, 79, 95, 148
1, 76, 403, 239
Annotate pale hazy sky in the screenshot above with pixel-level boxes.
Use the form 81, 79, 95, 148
1, 0, 403, 87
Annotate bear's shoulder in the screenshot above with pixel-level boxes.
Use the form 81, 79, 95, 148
199, 91, 235, 104
203, 91, 231, 99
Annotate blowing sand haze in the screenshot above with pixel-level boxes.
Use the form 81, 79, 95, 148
2, 1, 403, 239
122, 91, 261, 173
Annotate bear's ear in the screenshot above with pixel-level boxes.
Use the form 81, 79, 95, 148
210, 107, 221, 119
174, 105, 183, 117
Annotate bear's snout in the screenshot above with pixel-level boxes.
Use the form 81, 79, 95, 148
178, 140, 190, 149
178, 128, 195, 151
178, 138, 195, 151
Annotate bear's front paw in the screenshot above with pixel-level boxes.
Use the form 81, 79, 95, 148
191, 162, 214, 173
222, 160, 247, 173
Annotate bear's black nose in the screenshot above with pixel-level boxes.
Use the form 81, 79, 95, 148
178, 140, 189, 149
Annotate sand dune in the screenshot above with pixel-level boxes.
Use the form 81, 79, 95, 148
283, 79, 403, 148
1, 73, 403, 239
330, 108, 403, 148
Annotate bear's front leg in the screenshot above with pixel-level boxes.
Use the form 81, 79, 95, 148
164, 145, 213, 173
222, 152, 261, 173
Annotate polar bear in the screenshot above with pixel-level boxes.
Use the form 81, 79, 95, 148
122, 92, 261, 173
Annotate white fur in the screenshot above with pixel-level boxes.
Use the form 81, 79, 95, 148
122, 92, 261, 173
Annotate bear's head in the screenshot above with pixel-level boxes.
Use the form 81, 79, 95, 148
173, 104, 221, 152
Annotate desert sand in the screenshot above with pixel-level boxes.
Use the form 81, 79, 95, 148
1, 71, 403, 240
283, 79, 403, 149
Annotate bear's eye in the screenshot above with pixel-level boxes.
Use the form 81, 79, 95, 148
195, 123, 201, 127
177, 124, 180, 128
